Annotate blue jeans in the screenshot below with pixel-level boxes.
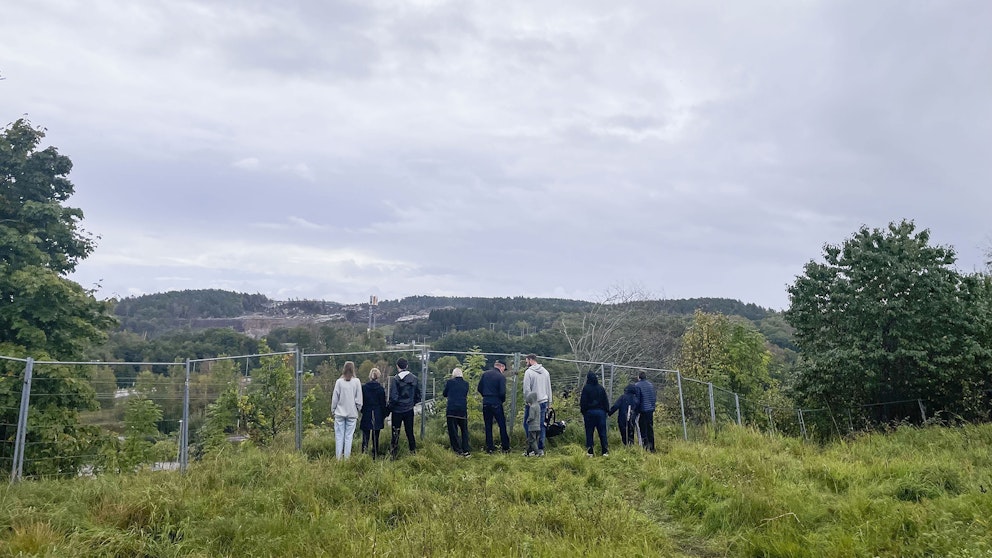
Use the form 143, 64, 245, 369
523, 401, 549, 450
334, 415, 357, 459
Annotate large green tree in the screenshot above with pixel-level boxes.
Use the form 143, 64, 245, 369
786, 221, 992, 419
1, 119, 116, 476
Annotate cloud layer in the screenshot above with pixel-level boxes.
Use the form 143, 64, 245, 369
2, 0, 989, 308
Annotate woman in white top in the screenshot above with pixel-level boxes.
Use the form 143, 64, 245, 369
332, 361, 363, 459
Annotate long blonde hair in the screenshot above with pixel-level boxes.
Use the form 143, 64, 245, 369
369, 367, 381, 381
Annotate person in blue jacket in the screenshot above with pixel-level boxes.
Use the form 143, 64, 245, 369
442, 367, 471, 456
633, 371, 657, 452
609, 382, 640, 446
360, 368, 387, 458
579, 371, 610, 457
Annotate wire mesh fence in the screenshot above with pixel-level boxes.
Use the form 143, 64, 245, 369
0, 347, 942, 481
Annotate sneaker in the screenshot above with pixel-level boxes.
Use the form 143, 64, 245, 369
462, 452, 471, 458
602, 452, 609, 457
536, 450, 545, 457
485, 449, 495, 455
586, 451, 594, 457
522, 451, 532, 457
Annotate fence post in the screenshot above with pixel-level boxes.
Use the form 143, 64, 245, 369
734, 393, 742, 426
510, 353, 520, 436
10, 357, 34, 482
295, 348, 303, 452
917, 399, 927, 423
766, 406, 774, 434
180, 359, 190, 473
798, 408, 808, 441
420, 350, 429, 439
708, 382, 717, 430
608, 363, 616, 399
676, 371, 688, 441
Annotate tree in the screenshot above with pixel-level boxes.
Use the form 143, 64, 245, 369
119, 397, 164, 472
0, 119, 116, 476
461, 347, 487, 383
677, 311, 774, 399
560, 286, 652, 369
238, 340, 311, 444
786, 221, 992, 419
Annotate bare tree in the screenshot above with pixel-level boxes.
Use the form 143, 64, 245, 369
560, 285, 653, 371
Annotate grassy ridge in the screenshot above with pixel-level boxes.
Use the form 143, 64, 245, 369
1, 424, 991, 557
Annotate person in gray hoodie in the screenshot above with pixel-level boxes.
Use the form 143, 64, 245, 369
522, 353, 552, 454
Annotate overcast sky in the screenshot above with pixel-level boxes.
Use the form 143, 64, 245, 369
3, 1, 990, 309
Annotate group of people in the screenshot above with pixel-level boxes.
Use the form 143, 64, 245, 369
330, 357, 421, 460
580, 370, 658, 456
330, 353, 658, 460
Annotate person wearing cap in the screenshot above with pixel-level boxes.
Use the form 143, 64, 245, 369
478, 359, 511, 453
523, 354, 552, 455
442, 367, 471, 456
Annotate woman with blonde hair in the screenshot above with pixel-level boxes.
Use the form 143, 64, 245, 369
360, 367, 387, 458
332, 361, 363, 459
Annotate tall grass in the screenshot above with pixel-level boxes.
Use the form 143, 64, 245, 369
1, 422, 991, 557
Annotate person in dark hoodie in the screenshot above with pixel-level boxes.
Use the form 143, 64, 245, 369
609, 382, 641, 446
580, 371, 610, 457
478, 359, 510, 454
442, 367, 471, 456
389, 357, 421, 458
360, 368, 388, 458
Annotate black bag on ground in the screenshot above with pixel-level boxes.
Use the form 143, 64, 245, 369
545, 406, 566, 438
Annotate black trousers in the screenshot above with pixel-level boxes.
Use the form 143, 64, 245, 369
638, 410, 655, 452
482, 404, 510, 452
361, 428, 382, 459
390, 410, 416, 457
618, 416, 637, 446
584, 409, 609, 455
446, 414, 470, 454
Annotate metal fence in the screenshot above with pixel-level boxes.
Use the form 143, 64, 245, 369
0, 347, 935, 481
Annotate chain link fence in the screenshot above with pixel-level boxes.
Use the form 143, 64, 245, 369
0, 348, 938, 481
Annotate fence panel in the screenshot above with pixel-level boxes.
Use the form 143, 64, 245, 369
0, 358, 27, 479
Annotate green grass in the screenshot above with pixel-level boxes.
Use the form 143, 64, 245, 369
2, 423, 991, 557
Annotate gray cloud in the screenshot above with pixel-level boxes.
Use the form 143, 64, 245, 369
2, 0, 989, 309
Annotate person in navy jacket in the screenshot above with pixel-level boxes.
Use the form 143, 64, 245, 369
442, 367, 471, 456
609, 382, 640, 446
477, 359, 510, 453
633, 371, 657, 452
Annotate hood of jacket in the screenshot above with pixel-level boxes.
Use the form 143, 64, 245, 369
527, 363, 547, 375
585, 372, 599, 385
624, 384, 638, 395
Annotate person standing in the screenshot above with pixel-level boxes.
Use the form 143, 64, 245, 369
360, 368, 387, 459
389, 357, 421, 458
609, 382, 641, 446
523, 391, 542, 456
332, 361, 363, 460
580, 371, 610, 457
478, 359, 510, 453
633, 371, 657, 452
442, 367, 471, 456
522, 354, 552, 455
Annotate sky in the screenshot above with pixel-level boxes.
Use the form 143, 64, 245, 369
2, 1, 990, 310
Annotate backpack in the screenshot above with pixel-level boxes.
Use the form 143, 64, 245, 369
545, 406, 567, 438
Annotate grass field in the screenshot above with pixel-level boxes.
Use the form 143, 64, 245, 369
2, 422, 991, 557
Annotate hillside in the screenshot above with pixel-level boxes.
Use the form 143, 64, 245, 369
3, 424, 990, 556
111, 289, 777, 340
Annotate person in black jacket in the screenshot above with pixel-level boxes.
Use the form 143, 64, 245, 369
360, 368, 388, 458
442, 367, 471, 456
609, 383, 640, 446
389, 358, 421, 458
477, 359, 510, 453
580, 371, 610, 457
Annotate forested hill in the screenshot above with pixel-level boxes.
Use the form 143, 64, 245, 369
110, 289, 775, 338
